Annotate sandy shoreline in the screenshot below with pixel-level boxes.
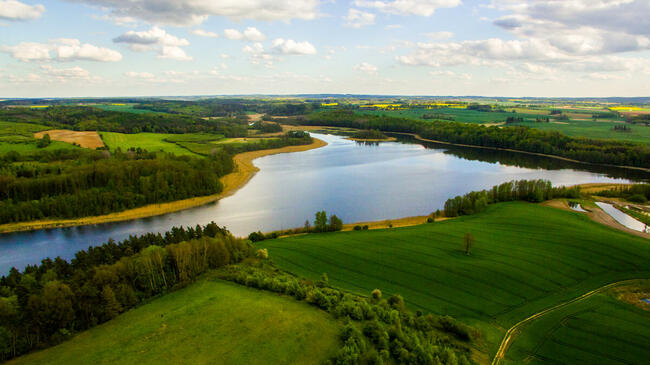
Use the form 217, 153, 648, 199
0, 138, 327, 234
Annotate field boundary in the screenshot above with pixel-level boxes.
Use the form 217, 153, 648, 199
491, 279, 645, 365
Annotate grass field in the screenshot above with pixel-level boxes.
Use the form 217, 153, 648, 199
258, 202, 650, 356
0, 121, 79, 153
359, 107, 650, 144
505, 288, 650, 364
9, 278, 340, 365
510, 120, 650, 145
100, 132, 202, 156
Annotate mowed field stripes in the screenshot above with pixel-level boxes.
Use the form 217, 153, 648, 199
259, 202, 650, 355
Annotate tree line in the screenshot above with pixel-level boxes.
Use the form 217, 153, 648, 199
0, 107, 248, 137
443, 179, 580, 217
0, 223, 249, 361
219, 264, 474, 365
0, 148, 234, 224
247, 210, 343, 242
594, 184, 650, 203
304, 110, 650, 168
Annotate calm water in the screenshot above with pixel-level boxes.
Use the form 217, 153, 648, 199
0, 133, 646, 273
595, 202, 648, 232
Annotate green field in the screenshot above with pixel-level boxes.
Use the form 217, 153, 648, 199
359, 107, 650, 144
0, 121, 78, 154
505, 290, 650, 364
9, 278, 340, 365
100, 132, 202, 156
258, 202, 650, 357
510, 120, 650, 145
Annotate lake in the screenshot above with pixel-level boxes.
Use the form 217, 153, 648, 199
0, 133, 646, 274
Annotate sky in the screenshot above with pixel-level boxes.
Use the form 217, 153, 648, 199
0, 0, 649, 98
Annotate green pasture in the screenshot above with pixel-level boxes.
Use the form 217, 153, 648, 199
505, 289, 650, 364
258, 202, 650, 356
9, 278, 340, 365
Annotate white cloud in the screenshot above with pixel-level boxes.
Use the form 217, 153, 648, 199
113, 26, 191, 60
270, 38, 316, 55
424, 31, 453, 40
385, 24, 402, 30
430, 70, 471, 80
242, 42, 274, 66
355, 62, 378, 74
224, 27, 266, 42
41, 65, 91, 80
65, 0, 320, 26
354, 0, 461, 16
124, 71, 154, 78
344, 9, 375, 28
114, 26, 189, 47
191, 29, 219, 38
491, 0, 650, 55
0, 39, 122, 62
159, 46, 192, 61
0, 0, 45, 21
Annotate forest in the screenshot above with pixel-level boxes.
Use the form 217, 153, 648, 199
0, 107, 248, 136
0, 148, 234, 224
442, 179, 580, 217
0, 222, 247, 360
305, 110, 650, 168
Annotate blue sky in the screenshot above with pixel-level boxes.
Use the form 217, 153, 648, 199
1, 0, 649, 97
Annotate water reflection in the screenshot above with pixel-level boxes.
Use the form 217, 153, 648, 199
1, 133, 647, 273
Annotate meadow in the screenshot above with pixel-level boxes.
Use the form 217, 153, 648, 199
504, 288, 650, 364
99, 132, 218, 156
8, 278, 340, 365
358, 107, 650, 144
258, 202, 650, 356
0, 121, 78, 153
509, 119, 650, 145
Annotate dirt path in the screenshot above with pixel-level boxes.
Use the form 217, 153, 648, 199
491, 280, 643, 365
0, 138, 327, 234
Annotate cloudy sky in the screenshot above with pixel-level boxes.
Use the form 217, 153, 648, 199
1, 0, 649, 97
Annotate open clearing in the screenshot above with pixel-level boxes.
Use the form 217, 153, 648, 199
9, 278, 340, 365
34, 130, 104, 149
100, 132, 200, 156
258, 202, 650, 357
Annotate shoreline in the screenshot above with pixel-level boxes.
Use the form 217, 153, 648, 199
0, 138, 328, 234
390, 132, 650, 173
345, 137, 397, 142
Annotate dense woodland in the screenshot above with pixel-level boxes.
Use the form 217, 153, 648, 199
0, 148, 234, 224
305, 110, 650, 168
0, 223, 248, 361
0, 107, 248, 136
443, 179, 580, 217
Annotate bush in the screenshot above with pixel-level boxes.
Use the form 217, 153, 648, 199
256, 248, 269, 260
371, 289, 382, 301
628, 194, 648, 203
362, 225, 369, 230
353, 225, 362, 231
426, 217, 434, 223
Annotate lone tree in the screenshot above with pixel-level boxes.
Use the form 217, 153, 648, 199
463, 233, 475, 255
